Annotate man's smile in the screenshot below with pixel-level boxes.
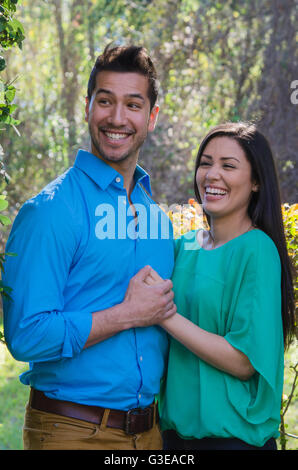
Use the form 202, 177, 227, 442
99, 127, 135, 144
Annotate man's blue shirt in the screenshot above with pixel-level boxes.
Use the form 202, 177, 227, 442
3, 150, 174, 410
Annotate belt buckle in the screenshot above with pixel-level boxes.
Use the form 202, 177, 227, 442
125, 406, 153, 435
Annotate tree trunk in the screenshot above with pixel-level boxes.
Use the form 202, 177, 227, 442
52, 0, 84, 161
253, 0, 298, 203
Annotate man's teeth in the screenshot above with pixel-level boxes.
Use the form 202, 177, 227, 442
105, 132, 129, 140
205, 187, 227, 195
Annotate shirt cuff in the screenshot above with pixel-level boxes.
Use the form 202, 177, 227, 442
60, 311, 93, 358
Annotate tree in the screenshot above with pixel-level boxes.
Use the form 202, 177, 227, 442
1, 0, 297, 210
249, 0, 298, 203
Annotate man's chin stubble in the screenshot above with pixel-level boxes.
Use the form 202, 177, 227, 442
90, 136, 131, 163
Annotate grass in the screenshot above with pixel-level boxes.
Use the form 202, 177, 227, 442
0, 340, 297, 450
0, 343, 28, 450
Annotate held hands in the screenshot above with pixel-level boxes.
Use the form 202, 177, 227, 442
124, 266, 176, 328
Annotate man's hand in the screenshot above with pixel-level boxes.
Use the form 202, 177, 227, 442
85, 266, 176, 349
124, 265, 176, 327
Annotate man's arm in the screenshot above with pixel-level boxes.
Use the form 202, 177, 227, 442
84, 266, 176, 348
3, 197, 91, 363
3, 199, 176, 361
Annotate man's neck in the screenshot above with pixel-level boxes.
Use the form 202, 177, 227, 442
90, 147, 139, 200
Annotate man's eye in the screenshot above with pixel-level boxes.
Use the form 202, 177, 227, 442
128, 103, 141, 109
98, 99, 110, 105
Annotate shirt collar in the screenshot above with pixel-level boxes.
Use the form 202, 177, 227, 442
74, 149, 152, 195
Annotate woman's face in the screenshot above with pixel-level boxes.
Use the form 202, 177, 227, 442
196, 136, 258, 221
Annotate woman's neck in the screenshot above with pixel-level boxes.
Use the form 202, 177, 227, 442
207, 214, 254, 249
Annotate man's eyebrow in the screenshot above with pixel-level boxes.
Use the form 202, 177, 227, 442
95, 88, 113, 96
95, 89, 145, 102
127, 93, 145, 102
201, 153, 240, 162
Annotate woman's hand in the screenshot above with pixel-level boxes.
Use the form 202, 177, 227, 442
145, 268, 255, 381
144, 267, 164, 286
123, 266, 177, 327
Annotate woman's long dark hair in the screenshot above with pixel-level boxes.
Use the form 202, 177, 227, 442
194, 122, 296, 349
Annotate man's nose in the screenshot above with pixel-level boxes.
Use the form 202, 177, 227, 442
107, 104, 127, 127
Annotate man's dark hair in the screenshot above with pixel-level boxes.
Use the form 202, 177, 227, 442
87, 44, 158, 110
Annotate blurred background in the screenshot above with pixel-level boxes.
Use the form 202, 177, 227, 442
1, 0, 297, 224
0, 0, 297, 450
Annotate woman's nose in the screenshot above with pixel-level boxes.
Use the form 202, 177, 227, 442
205, 164, 221, 180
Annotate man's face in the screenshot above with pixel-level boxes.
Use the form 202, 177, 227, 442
85, 71, 159, 165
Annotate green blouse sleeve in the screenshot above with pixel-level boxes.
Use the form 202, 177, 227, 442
224, 234, 284, 424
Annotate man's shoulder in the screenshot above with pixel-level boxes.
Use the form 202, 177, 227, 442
20, 168, 78, 220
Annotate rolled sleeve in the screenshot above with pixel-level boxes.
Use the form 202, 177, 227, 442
2, 195, 92, 363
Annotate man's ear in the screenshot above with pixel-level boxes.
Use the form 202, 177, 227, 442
85, 97, 90, 122
148, 104, 159, 132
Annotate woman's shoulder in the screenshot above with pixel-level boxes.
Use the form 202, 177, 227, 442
240, 229, 279, 256
235, 229, 281, 277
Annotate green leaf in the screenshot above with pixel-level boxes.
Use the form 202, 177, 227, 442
0, 56, 6, 71
0, 214, 11, 225
0, 198, 8, 210
5, 85, 16, 103
0, 114, 20, 125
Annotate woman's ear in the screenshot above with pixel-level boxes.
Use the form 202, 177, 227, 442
252, 182, 259, 192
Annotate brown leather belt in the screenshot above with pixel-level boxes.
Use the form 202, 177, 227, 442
30, 388, 158, 435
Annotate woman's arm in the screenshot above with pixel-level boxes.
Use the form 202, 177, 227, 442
145, 270, 255, 381
160, 313, 255, 381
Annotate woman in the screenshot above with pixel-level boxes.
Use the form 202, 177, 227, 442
146, 122, 295, 450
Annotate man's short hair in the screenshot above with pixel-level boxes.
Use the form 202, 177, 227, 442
87, 44, 158, 110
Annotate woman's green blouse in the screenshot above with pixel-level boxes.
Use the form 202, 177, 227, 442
159, 229, 284, 447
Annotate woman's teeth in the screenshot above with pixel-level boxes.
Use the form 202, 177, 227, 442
205, 186, 228, 195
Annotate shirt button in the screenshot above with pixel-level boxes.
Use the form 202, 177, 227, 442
138, 394, 142, 399
115, 177, 121, 183
140, 356, 143, 362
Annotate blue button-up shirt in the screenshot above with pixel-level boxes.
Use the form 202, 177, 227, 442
2, 150, 174, 410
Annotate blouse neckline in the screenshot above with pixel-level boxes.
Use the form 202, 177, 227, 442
194, 228, 260, 252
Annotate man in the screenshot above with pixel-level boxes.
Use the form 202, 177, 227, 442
2, 45, 176, 450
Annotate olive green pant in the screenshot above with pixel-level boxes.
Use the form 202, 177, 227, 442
23, 403, 163, 450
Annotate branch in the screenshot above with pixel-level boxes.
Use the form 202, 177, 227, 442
282, 362, 298, 417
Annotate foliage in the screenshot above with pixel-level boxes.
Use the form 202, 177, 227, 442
280, 203, 298, 449
0, 0, 24, 339
282, 204, 298, 282
0, 0, 24, 130
1, 0, 296, 218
